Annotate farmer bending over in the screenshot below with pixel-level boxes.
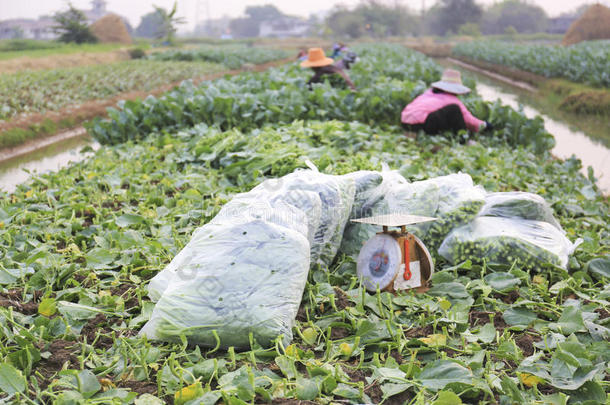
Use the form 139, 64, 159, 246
301, 48, 356, 91
401, 69, 491, 135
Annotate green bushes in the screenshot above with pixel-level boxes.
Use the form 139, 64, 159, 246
453, 40, 610, 87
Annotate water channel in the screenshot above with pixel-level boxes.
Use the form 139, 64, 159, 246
442, 59, 610, 193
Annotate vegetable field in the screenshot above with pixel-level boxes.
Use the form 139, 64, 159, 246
0, 44, 608, 404
148, 46, 290, 69
452, 40, 610, 87
0, 60, 223, 120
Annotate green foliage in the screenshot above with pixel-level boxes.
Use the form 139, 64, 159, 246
480, 0, 548, 35
0, 42, 607, 403
437, 0, 482, 35
135, 11, 164, 39
88, 44, 555, 155
0, 60, 223, 120
326, 2, 417, 38
152, 1, 185, 44
453, 40, 610, 87
52, 3, 98, 44
229, 5, 285, 38
457, 23, 481, 37
0, 39, 61, 52
148, 45, 288, 69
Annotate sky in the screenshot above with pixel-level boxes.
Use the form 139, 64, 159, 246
0, 0, 606, 31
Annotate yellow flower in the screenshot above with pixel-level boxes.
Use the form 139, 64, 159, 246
174, 382, 204, 405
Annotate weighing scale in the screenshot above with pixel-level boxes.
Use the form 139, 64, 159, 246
353, 214, 436, 293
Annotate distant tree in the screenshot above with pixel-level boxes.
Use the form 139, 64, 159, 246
11, 27, 25, 39
481, 0, 548, 34
153, 1, 186, 44
437, 0, 482, 36
53, 3, 98, 44
421, 5, 444, 36
229, 18, 260, 37
244, 5, 283, 22
229, 4, 286, 38
325, 1, 417, 39
458, 22, 481, 37
135, 11, 164, 38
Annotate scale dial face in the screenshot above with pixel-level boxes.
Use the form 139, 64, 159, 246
357, 234, 402, 292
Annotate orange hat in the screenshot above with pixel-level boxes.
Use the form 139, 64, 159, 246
300, 48, 334, 68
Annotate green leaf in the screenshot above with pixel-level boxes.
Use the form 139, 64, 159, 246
433, 390, 463, 405
585, 257, 610, 280
332, 383, 361, 399
295, 378, 319, 400
555, 306, 586, 335
484, 272, 521, 292
465, 323, 496, 344
418, 360, 473, 391
85, 248, 117, 269
57, 301, 101, 321
503, 307, 537, 327
134, 394, 164, 405
115, 214, 145, 228
568, 381, 606, 404
0, 363, 26, 395
381, 382, 412, 399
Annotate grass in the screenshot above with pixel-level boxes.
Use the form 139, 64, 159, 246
0, 118, 77, 150
0, 40, 145, 61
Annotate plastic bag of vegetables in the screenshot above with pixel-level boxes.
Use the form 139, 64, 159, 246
478, 192, 561, 229
414, 173, 485, 251
141, 218, 310, 348
143, 168, 355, 348
246, 169, 356, 266
339, 170, 440, 256
438, 216, 574, 269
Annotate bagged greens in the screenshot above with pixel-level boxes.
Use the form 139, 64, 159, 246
414, 173, 485, 252
141, 219, 310, 348
438, 216, 574, 269
142, 168, 355, 348
479, 192, 561, 229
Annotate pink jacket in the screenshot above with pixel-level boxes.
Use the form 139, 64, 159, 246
401, 89, 485, 132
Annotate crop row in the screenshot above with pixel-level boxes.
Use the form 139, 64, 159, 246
452, 40, 610, 87
1, 116, 608, 403
0, 44, 607, 403
89, 44, 555, 154
0, 60, 223, 121
148, 45, 290, 69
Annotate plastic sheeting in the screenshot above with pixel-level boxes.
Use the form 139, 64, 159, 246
141, 168, 355, 348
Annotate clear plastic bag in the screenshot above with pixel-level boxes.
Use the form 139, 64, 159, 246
438, 216, 574, 269
479, 192, 561, 229
248, 169, 355, 266
142, 168, 355, 348
339, 170, 440, 256
413, 173, 486, 251
141, 219, 310, 348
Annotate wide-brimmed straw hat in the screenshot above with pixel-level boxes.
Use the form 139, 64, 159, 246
300, 48, 334, 68
431, 69, 471, 95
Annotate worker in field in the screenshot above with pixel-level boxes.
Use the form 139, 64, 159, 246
331, 42, 347, 58
401, 69, 492, 136
301, 47, 356, 91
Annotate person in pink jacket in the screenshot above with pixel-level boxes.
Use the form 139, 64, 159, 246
401, 69, 492, 135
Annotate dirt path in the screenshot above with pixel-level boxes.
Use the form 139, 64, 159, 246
0, 58, 292, 163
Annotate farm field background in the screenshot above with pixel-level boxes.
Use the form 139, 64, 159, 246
0, 40, 608, 405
